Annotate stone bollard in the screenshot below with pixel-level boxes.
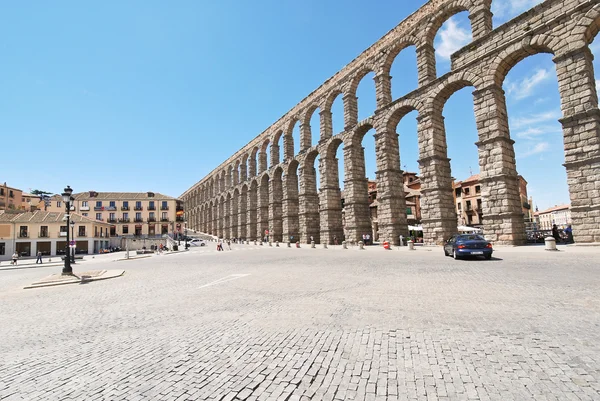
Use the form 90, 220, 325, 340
296, 241, 300, 248
342, 241, 347, 249
311, 241, 316, 248
545, 237, 558, 251
287, 241, 291, 248
260, 241, 263, 246
269, 241, 272, 247
358, 241, 364, 250
254, 240, 257, 245
276, 241, 279, 247
407, 240, 415, 250
323, 242, 328, 249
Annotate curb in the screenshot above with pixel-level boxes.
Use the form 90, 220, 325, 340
24, 269, 125, 289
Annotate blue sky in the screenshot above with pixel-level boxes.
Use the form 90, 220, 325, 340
0, 0, 595, 210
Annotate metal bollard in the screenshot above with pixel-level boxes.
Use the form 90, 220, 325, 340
287, 241, 291, 248
311, 241, 316, 248
407, 240, 415, 250
545, 237, 558, 251
342, 241, 347, 249
276, 241, 279, 247
358, 241, 364, 250
323, 242, 328, 249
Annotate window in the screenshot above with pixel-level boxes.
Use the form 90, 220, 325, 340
60, 225, 67, 234
464, 188, 470, 196
123, 213, 129, 219
78, 226, 86, 236
0, 243, 4, 255
161, 225, 169, 234
458, 203, 462, 211
136, 201, 142, 209
161, 201, 168, 209
9, 190, 14, 198
149, 212, 155, 219
40, 226, 48, 237
466, 200, 472, 210
123, 201, 129, 208
455, 188, 462, 197
19, 226, 28, 238
96, 201, 102, 207
122, 225, 129, 234
162, 212, 168, 220
110, 201, 115, 207
135, 212, 142, 221
475, 185, 481, 194
0, 188, 3, 196
110, 226, 116, 236
57, 201, 62, 208
96, 213, 102, 220
82, 201, 88, 207
477, 199, 482, 209
109, 213, 115, 221
82, 213, 88, 217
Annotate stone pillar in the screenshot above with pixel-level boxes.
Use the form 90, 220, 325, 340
374, 130, 408, 245
248, 155, 257, 177
374, 73, 392, 109
555, 47, 600, 243
217, 201, 224, 239
468, 2, 492, 41
271, 144, 280, 167
300, 123, 312, 151
223, 197, 231, 239
282, 170, 300, 242
417, 110, 456, 244
283, 133, 295, 161
240, 162, 248, 182
258, 150, 268, 173
473, 83, 526, 244
342, 144, 371, 243
343, 92, 358, 130
320, 109, 333, 140
247, 185, 258, 240
318, 157, 344, 243
298, 164, 321, 243
269, 174, 284, 242
239, 189, 248, 240
233, 167, 239, 186
416, 43, 436, 87
231, 193, 239, 239
258, 178, 270, 240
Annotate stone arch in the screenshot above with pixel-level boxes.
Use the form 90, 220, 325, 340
380, 36, 420, 76
430, 71, 483, 111
322, 137, 344, 160
384, 99, 422, 133
260, 139, 270, 172
270, 166, 284, 241
240, 153, 249, 182
346, 118, 376, 148
346, 66, 378, 96
272, 129, 284, 165
571, 3, 600, 46
423, 0, 474, 45
284, 117, 300, 159
301, 104, 320, 147
249, 146, 259, 177
258, 172, 270, 240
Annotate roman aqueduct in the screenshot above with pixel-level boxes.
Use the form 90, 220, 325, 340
181, 0, 600, 245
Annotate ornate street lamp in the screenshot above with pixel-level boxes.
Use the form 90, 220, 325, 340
62, 185, 73, 275
69, 220, 76, 264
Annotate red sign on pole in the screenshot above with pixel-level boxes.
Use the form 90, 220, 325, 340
265, 229, 269, 235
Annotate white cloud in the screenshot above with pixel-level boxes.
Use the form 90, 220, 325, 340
518, 141, 549, 158
506, 68, 552, 100
435, 17, 472, 60
514, 125, 561, 140
511, 110, 562, 129
492, 0, 544, 19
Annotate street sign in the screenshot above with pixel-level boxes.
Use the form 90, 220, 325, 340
69, 240, 75, 246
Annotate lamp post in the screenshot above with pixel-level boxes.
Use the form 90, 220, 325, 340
69, 220, 76, 264
62, 185, 73, 275
184, 221, 188, 249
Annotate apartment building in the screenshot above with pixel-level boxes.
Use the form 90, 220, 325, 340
0, 183, 43, 212
45, 191, 183, 237
535, 204, 572, 230
0, 210, 111, 261
453, 174, 531, 227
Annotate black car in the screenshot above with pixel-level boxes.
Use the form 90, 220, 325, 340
444, 234, 493, 260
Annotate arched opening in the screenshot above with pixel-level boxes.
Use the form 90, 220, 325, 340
250, 147, 259, 178
291, 120, 301, 157
273, 131, 283, 166
355, 71, 377, 121
309, 106, 320, 147
258, 174, 270, 241
283, 160, 300, 242
491, 0, 543, 28
389, 45, 419, 100
271, 167, 284, 242
239, 184, 248, 240
261, 140, 270, 172
248, 180, 258, 240
330, 93, 344, 136
433, 12, 472, 77
503, 53, 566, 229
300, 151, 320, 244
225, 193, 232, 239
320, 138, 345, 244
232, 189, 240, 240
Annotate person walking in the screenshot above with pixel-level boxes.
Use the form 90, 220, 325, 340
552, 224, 561, 244
227, 239, 231, 250
36, 251, 43, 264
333, 235, 338, 246
564, 224, 574, 244
11, 252, 18, 266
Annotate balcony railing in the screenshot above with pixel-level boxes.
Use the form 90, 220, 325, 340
18, 233, 29, 238
93, 206, 104, 211
134, 206, 143, 211
96, 218, 104, 221
39, 232, 49, 238
107, 206, 117, 211
147, 217, 156, 222
107, 218, 117, 223
119, 218, 130, 223
176, 217, 184, 222
148, 206, 156, 211
134, 218, 144, 223
80, 206, 90, 211
160, 218, 169, 222
121, 206, 130, 211
78, 232, 87, 237
161, 206, 169, 210
59, 232, 67, 237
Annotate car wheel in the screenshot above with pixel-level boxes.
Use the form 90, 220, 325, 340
200, 243, 205, 246
485, 254, 492, 260
453, 249, 460, 260
443, 247, 449, 256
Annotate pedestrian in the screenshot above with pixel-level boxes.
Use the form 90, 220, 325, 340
564, 224, 573, 244
366, 234, 371, 245
159, 243, 164, 254
36, 251, 43, 264
362, 234, 366, 244
11, 252, 18, 266
227, 239, 231, 250
333, 235, 338, 246
552, 224, 561, 244
310, 235, 314, 243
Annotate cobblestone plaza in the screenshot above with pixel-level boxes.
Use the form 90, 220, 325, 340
1, 245, 599, 400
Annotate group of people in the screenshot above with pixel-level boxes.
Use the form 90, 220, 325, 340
361, 234, 372, 245
217, 239, 232, 251
552, 224, 574, 244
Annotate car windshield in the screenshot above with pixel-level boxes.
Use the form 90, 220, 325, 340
457, 235, 485, 241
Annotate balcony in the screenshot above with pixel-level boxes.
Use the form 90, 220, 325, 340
96, 218, 104, 221
59, 232, 67, 237
80, 206, 90, 211
119, 218, 130, 223
160, 218, 169, 222
134, 206, 143, 211
78, 232, 87, 237
107, 218, 117, 223
106, 206, 117, 211
176, 217, 184, 222
147, 217, 156, 222
94, 206, 104, 211
148, 206, 156, 211
18, 233, 29, 238
39, 232, 49, 238
161, 206, 169, 210
134, 218, 144, 223
121, 206, 130, 211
